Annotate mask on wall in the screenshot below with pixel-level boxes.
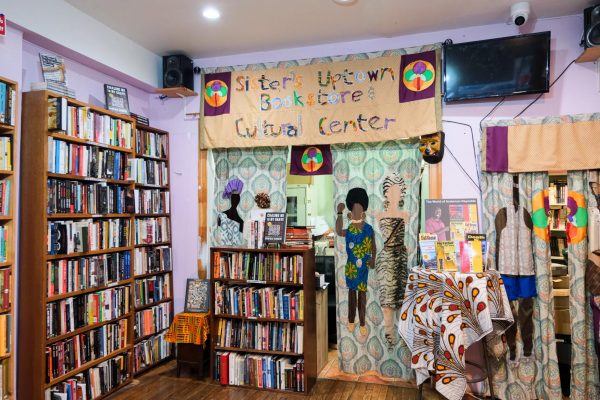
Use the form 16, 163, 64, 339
419, 131, 445, 164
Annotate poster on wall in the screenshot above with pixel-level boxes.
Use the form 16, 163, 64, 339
424, 198, 479, 241
104, 84, 130, 115
201, 46, 442, 148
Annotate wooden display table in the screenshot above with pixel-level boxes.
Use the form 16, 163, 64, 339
165, 312, 211, 379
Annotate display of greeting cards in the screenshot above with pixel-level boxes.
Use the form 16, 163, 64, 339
419, 233, 438, 269
436, 241, 458, 271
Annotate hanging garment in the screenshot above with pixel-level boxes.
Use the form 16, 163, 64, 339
376, 217, 408, 308
495, 205, 536, 361
218, 212, 242, 246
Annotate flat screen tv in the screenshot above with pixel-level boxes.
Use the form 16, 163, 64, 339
443, 31, 550, 102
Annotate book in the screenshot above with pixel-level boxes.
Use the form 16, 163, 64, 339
418, 233, 438, 269
0, 82, 5, 124
436, 241, 457, 271
264, 212, 287, 244
466, 233, 486, 272
104, 84, 130, 116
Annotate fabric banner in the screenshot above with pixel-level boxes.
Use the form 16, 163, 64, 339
481, 113, 600, 173
201, 45, 442, 149
289, 145, 332, 176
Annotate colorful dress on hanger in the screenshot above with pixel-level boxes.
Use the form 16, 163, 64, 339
376, 217, 407, 307
219, 212, 241, 246
344, 223, 373, 292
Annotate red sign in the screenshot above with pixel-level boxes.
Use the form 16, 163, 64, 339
0, 15, 5, 37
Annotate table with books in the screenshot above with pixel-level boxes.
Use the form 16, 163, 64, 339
398, 268, 514, 400
165, 312, 211, 379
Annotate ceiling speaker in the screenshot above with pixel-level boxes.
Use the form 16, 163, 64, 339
584, 4, 600, 48
162, 55, 194, 90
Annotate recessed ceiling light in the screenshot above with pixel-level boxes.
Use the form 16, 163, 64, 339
333, 0, 358, 5
202, 7, 220, 20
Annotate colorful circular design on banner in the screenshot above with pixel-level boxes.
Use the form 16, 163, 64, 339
204, 79, 228, 107
531, 189, 550, 242
566, 191, 587, 244
403, 60, 435, 92
301, 146, 324, 172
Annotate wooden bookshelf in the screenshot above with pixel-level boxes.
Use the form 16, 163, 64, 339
576, 47, 600, 63
132, 124, 174, 376
210, 247, 317, 395
155, 87, 198, 98
0, 76, 18, 399
18, 90, 136, 399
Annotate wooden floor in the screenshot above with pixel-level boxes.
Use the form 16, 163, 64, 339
107, 361, 443, 400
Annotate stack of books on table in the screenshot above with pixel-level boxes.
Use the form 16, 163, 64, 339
285, 227, 312, 248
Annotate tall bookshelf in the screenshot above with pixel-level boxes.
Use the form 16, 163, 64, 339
210, 247, 317, 395
549, 173, 568, 262
0, 76, 18, 399
131, 124, 174, 375
18, 90, 136, 399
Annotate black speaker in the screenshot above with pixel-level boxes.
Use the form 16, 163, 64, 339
584, 4, 600, 48
162, 55, 194, 90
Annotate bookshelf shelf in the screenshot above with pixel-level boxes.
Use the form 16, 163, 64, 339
49, 132, 134, 154
45, 347, 131, 387
215, 314, 304, 324
46, 313, 132, 345
132, 124, 174, 375
19, 90, 137, 400
155, 87, 197, 98
576, 47, 600, 63
46, 278, 133, 302
210, 247, 316, 395
0, 76, 17, 399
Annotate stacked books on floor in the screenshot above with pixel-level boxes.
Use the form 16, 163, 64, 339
133, 331, 171, 373
215, 352, 305, 392
285, 226, 312, 248
215, 283, 304, 320
212, 251, 304, 283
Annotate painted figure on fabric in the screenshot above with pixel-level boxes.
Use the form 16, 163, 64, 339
376, 173, 409, 348
419, 131, 445, 164
336, 188, 376, 337
218, 177, 244, 246
494, 177, 536, 362
425, 206, 449, 240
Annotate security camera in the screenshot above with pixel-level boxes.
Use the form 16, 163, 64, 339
510, 2, 530, 26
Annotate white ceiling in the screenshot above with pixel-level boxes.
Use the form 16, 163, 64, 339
65, 0, 594, 59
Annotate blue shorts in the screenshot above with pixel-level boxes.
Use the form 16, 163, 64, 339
501, 275, 537, 301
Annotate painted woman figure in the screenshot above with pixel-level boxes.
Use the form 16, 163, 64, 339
376, 173, 409, 348
336, 188, 376, 337
217, 177, 244, 246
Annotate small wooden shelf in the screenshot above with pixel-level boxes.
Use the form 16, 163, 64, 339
134, 327, 170, 343
46, 246, 132, 261
46, 347, 131, 387
49, 132, 134, 154
47, 279, 133, 302
0, 354, 10, 361
156, 87, 198, 98
576, 47, 600, 63
214, 278, 303, 287
135, 153, 168, 161
46, 313, 132, 345
0, 170, 13, 176
134, 297, 173, 312
47, 172, 132, 186
215, 314, 304, 324
0, 124, 15, 132
0, 262, 11, 269
135, 241, 171, 248
135, 213, 170, 218
135, 183, 169, 190
214, 346, 302, 357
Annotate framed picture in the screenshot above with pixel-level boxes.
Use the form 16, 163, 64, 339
184, 279, 210, 313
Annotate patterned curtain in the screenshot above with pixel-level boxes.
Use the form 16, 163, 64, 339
210, 147, 288, 247
482, 171, 562, 399
569, 170, 599, 399
332, 140, 421, 378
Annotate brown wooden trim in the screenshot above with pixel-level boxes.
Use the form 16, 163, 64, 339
428, 162, 443, 199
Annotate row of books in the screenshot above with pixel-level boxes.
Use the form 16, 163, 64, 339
549, 181, 568, 205
0, 315, 11, 357
0, 137, 12, 171
216, 319, 304, 354
285, 227, 312, 248
134, 302, 172, 339
0, 82, 16, 126
135, 188, 170, 215
551, 236, 567, 257
128, 158, 169, 187
47, 179, 134, 215
46, 286, 130, 338
45, 320, 128, 381
46, 252, 131, 297
0, 179, 10, 216
134, 275, 171, 307
47, 219, 130, 255
136, 129, 169, 159
550, 208, 566, 230
215, 352, 305, 392
0, 227, 7, 263
215, 283, 304, 321
133, 331, 172, 373
419, 233, 487, 272
47, 138, 128, 180
0, 269, 9, 310
134, 246, 171, 275
48, 98, 134, 149
213, 252, 304, 284
135, 217, 170, 245
45, 353, 129, 400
